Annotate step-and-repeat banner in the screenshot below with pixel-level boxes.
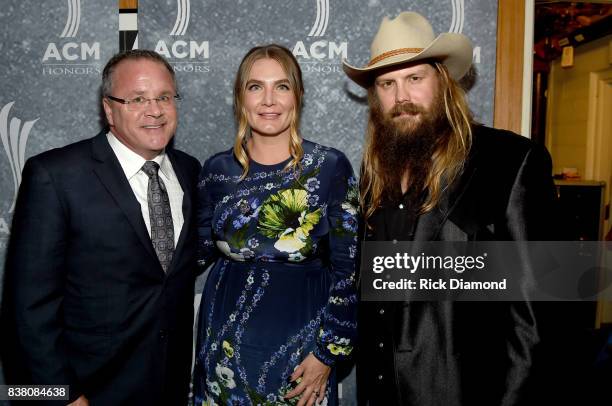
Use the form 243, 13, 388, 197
138, 0, 497, 169
0, 2, 118, 268
0, 1, 498, 403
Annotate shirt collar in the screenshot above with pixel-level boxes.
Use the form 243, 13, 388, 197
106, 131, 171, 180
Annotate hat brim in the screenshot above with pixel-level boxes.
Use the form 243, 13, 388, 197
343, 33, 473, 88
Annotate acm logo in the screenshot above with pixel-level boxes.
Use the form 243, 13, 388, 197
292, 0, 348, 73
41, 0, 101, 76
0, 102, 39, 237
154, 0, 210, 73
292, 0, 481, 74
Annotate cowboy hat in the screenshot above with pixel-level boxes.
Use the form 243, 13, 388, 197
343, 11, 473, 87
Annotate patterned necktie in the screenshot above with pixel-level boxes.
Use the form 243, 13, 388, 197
142, 161, 174, 272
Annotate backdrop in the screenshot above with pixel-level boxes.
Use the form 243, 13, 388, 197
0, 1, 498, 404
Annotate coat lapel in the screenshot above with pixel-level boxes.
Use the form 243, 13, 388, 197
90, 132, 159, 265
413, 143, 481, 241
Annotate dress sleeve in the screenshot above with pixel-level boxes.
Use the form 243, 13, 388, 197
313, 152, 358, 366
197, 158, 219, 268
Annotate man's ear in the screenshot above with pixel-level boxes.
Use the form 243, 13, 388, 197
102, 98, 114, 126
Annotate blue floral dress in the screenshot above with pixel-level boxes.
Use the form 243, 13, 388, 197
194, 140, 358, 406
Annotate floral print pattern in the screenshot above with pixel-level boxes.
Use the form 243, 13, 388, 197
258, 189, 322, 254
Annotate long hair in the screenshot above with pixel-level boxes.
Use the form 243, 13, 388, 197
233, 44, 304, 180
360, 61, 473, 224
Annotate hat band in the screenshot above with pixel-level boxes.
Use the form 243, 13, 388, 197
367, 47, 424, 67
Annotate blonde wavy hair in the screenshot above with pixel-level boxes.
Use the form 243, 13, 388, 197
360, 61, 474, 224
233, 44, 304, 180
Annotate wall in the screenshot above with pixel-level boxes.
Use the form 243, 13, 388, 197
547, 34, 612, 177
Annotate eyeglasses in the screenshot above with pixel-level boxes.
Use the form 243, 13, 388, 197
106, 94, 181, 111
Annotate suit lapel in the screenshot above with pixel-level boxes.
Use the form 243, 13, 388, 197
413, 142, 480, 241
413, 201, 450, 241
90, 132, 159, 264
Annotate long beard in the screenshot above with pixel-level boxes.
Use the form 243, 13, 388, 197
369, 92, 450, 204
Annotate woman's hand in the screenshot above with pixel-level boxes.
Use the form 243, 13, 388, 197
284, 353, 331, 406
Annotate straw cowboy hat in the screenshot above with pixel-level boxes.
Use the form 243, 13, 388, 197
343, 11, 473, 87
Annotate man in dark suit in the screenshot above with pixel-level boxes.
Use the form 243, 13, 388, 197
2, 49, 200, 405
343, 12, 563, 406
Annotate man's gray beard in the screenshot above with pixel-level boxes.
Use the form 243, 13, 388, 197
369, 97, 450, 203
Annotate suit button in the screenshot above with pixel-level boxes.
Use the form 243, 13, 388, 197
378, 374, 383, 380
379, 308, 385, 315
399, 204, 404, 209
378, 342, 384, 348
159, 329, 167, 339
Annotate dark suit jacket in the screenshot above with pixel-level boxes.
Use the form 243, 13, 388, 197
358, 126, 565, 406
1, 131, 201, 405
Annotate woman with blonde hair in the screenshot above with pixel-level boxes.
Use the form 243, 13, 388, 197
194, 44, 358, 406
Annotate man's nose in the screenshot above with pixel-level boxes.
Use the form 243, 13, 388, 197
144, 99, 163, 116
395, 82, 411, 104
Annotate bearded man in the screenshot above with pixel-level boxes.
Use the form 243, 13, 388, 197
343, 12, 562, 406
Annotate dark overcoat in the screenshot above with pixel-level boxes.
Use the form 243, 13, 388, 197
357, 126, 569, 406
